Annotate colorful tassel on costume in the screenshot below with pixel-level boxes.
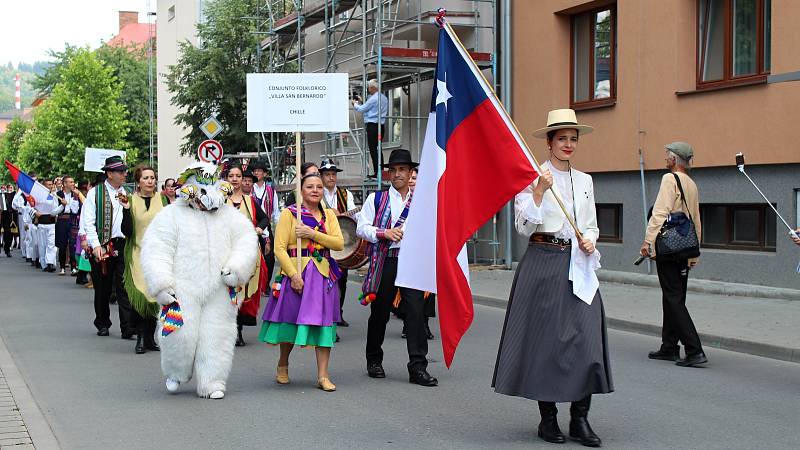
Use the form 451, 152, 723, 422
229, 286, 239, 306
358, 292, 377, 306
160, 301, 184, 337
272, 274, 284, 299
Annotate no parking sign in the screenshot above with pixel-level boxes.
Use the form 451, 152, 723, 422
197, 139, 224, 163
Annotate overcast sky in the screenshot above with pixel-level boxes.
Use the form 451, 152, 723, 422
1, 0, 154, 67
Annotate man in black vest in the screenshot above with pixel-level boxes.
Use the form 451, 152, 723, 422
80, 156, 135, 338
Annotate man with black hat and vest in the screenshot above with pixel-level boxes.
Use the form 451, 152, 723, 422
0, 185, 15, 257
356, 148, 437, 387
80, 155, 135, 338
319, 158, 357, 327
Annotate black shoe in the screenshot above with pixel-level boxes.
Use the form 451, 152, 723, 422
5, 252, 10, 258
676, 352, 708, 367
569, 397, 601, 447
135, 336, 146, 354
401, 324, 407, 339
648, 347, 680, 361
145, 343, 160, 352
44, 264, 56, 273
338, 318, 350, 327
538, 402, 566, 444
367, 363, 386, 378
97, 328, 109, 337
235, 328, 245, 347
425, 323, 434, 340
409, 369, 438, 387
121, 330, 136, 340
335, 333, 341, 343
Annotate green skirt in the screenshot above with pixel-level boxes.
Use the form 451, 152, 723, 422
258, 322, 337, 348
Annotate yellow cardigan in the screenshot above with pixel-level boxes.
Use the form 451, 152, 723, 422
275, 208, 344, 278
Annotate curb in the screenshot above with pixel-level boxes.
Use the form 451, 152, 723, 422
473, 294, 800, 364
0, 331, 61, 449
597, 269, 800, 301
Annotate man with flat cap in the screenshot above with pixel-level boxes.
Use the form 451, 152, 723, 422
641, 142, 706, 367
81, 155, 135, 339
357, 149, 437, 387
319, 158, 357, 328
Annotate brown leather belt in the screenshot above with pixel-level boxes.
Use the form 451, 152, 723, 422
530, 233, 571, 247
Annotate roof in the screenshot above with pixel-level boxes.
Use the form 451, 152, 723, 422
108, 23, 155, 48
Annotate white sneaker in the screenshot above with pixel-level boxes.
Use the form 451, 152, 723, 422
209, 390, 225, 399
165, 378, 180, 393
59, 268, 65, 276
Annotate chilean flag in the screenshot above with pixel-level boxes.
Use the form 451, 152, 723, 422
396, 24, 539, 367
4, 160, 56, 214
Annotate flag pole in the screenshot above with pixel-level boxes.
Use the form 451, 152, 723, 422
295, 130, 302, 273
443, 21, 584, 240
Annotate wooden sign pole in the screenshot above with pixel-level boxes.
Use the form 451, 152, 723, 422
295, 130, 302, 273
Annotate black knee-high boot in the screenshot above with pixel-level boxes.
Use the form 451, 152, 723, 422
569, 396, 601, 447
537, 401, 565, 444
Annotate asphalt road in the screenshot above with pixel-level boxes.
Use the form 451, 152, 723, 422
1, 252, 799, 450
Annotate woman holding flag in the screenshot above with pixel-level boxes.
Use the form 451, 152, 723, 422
492, 109, 613, 448
259, 171, 344, 392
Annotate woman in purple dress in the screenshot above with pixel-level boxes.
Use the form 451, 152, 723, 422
259, 172, 344, 392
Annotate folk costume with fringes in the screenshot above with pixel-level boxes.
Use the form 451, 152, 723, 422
259, 206, 344, 347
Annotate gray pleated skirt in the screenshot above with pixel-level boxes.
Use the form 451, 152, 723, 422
492, 242, 613, 402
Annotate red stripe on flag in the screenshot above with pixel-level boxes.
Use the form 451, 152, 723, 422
436, 99, 538, 367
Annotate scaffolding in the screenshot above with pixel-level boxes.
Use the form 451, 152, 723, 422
248, 0, 501, 264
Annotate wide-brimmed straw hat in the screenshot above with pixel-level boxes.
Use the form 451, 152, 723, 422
532, 109, 594, 139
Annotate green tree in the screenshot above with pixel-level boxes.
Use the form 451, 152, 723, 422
33, 44, 154, 166
0, 117, 31, 183
18, 49, 131, 179
166, 0, 263, 156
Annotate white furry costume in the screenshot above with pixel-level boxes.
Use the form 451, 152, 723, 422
140, 163, 258, 399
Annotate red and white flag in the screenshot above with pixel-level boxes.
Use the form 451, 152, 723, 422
396, 24, 538, 367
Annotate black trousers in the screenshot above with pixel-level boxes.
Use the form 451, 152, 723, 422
365, 122, 385, 175
366, 256, 428, 370
0, 211, 11, 254
90, 239, 133, 333
338, 269, 348, 318
655, 257, 703, 356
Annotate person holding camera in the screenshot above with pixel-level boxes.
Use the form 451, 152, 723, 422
640, 142, 706, 367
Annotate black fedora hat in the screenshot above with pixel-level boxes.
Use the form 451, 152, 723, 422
319, 158, 343, 173
248, 158, 269, 172
381, 149, 418, 169
101, 155, 128, 172
242, 169, 258, 183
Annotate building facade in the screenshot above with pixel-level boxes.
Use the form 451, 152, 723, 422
511, 0, 800, 288
156, 0, 206, 181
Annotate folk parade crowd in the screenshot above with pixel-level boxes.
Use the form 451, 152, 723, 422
5, 107, 777, 447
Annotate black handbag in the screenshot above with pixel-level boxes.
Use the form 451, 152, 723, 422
655, 173, 700, 260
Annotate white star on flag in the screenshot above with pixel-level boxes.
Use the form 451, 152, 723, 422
436, 74, 452, 109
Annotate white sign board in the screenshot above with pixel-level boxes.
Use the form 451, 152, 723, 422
246, 73, 349, 132
84, 148, 127, 173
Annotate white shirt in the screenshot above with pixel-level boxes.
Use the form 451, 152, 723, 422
81, 181, 126, 249
323, 186, 356, 212
516, 164, 576, 240
57, 191, 81, 215
357, 185, 411, 250
252, 182, 281, 224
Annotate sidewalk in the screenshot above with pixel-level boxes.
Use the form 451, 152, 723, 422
468, 267, 800, 363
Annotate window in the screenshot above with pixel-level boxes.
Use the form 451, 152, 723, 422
596, 204, 622, 243
168, 5, 176, 22
700, 204, 776, 251
571, 6, 616, 108
386, 87, 403, 144
697, 0, 771, 88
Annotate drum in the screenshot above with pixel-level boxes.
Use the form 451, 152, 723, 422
332, 215, 369, 269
